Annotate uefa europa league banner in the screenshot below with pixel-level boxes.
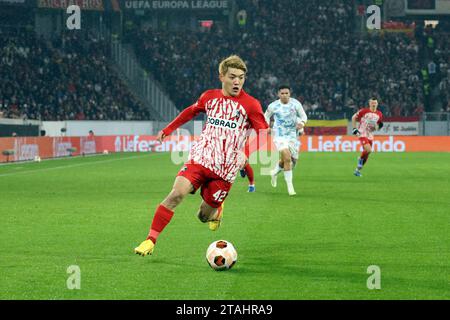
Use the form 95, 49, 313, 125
122, 0, 230, 10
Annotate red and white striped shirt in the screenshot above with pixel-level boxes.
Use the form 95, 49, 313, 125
163, 89, 268, 183
356, 108, 383, 140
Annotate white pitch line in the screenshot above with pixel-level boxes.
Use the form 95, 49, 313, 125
0, 153, 151, 178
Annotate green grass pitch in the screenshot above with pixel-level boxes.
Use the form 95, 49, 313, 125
0, 152, 449, 300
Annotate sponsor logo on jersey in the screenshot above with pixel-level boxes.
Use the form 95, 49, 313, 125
206, 117, 238, 130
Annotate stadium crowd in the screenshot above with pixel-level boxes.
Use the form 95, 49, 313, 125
129, 0, 425, 117
432, 23, 450, 113
0, 29, 149, 121
1, 1, 447, 121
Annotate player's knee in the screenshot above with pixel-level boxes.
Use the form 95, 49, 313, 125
283, 155, 292, 165
281, 151, 291, 162
167, 189, 185, 206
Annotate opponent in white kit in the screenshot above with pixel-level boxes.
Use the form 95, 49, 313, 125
265, 85, 308, 196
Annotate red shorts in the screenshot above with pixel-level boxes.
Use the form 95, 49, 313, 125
359, 137, 373, 147
177, 163, 232, 208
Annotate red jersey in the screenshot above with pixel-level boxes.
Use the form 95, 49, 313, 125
163, 89, 268, 183
355, 108, 383, 140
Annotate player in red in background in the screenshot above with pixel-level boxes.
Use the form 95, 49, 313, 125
351, 97, 384, 177
134, 55, 268, 256
239, 138, 256, 192
240, 163, 255, 192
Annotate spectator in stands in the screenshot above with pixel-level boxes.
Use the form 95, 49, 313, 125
0, 29, 150, 121
3, 1, 440, 121
128, 0, 423, 118
413, 104, 424, 116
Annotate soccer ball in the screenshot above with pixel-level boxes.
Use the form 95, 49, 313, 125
206, 240, 237, 271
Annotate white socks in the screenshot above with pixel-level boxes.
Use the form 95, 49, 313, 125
284, 170, 296, 195
271, 164, 284, 176
284, 170, 293, 184
272, 166, 297, 195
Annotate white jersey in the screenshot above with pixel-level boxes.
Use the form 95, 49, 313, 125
264, 98, 308, 141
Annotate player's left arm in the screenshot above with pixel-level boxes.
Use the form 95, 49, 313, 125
250, 101, 270, 133
243, 102, 269, 163
295, 101, 308, 130
376, 112, 384, 130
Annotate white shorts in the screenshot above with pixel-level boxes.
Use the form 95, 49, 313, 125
274, 137, 300, 160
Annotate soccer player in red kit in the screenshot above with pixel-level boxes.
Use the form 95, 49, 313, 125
239, 139, 256, 192
351, 97, 384, 177
240, 163, 256, 192
134, 55, 268, 256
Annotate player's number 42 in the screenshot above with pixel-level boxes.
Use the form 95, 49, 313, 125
213, 190, 228, 202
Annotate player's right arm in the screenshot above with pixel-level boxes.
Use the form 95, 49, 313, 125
295, 100, 308, 131
264, 103, 274, 134
351, 108, 366, 136
158, 93, 208, 142
351, 112, 359, 135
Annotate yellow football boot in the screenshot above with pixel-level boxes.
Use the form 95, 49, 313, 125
208, 203, 224, 231
134, 239, 155, 256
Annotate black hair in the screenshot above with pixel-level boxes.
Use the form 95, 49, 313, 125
278, 84, 291, 92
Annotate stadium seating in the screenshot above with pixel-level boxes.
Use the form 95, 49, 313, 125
128, 0, 426, 117
433, 23, 450, 112
0, 29, 150, 121
2, 1, 447, 121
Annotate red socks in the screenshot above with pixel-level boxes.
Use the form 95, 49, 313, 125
245, 163, 255, 185
361, 150, 370, 165
146, 204, 174, 243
